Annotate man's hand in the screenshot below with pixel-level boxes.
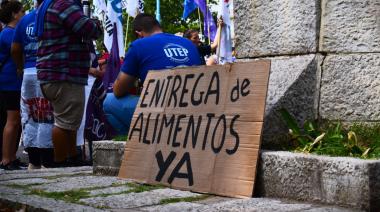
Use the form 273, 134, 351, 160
113, 71, 137, 98
89, 67, 104, 78
217, 17, 224, 27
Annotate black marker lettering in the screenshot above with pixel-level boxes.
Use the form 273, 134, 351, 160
226, 115, 240, 155
179, 74, 194, 107
241, 79, 250, 97
167, 152, 193, 186
150, 79, 165, 107
202, 113, 215, 150
191, 73, 204, 106
142, 113, 152, 144
204, 71, 220, 105
155, 151, 176, 182
183, 115, 202, 149
211, 114, 226, 154
128, 113, 144, 143
168, 75, 182, 108
161, 76, 173, 107
140, 79, 155, 108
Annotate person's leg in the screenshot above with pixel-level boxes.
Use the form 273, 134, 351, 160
26, 147, 41, 169
103, 94, 139, 135
42, 82, 85, 163
1, 110, 21, 165
51, 127, 68, 162
0, 104, 6, 160
40, 148, 54, 168
51, 126, 78, 162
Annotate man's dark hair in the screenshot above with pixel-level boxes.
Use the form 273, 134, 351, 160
183, 29, 198, 39
132, 13, 161, 34
0, 0, 23, 24
37, 0, 44, 5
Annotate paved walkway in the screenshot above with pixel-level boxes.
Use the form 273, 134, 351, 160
0, 167, 360, 211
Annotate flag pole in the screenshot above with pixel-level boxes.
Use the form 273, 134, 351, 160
124, 14, 130, 49
216, 20, 222, 63
197, 8, 202, 36
156, 0, 161, 22
206, 0, 210, 44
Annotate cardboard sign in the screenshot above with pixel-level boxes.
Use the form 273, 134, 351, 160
118, 61, 271, 198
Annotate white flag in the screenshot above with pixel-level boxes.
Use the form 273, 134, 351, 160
104, 0, 125, 57
93, 0, 107, 21
217, 0, 233, 64
121, 0, 144, 17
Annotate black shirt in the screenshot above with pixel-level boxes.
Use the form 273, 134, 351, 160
197, 44, 212, 65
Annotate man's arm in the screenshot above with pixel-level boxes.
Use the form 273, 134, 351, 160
113, 71, 137, 98
58, 2, 103, 39
11, 42, 24, 76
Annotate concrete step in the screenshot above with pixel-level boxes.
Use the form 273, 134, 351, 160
93, 141, 380, 211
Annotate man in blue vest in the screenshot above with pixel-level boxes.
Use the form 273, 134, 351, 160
103, 13, 201, 135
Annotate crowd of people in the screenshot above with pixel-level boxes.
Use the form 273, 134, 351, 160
0, 0, 225, 171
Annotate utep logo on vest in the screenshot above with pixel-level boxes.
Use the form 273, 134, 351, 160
26, 23, 36, 40
163, 43, 190, 63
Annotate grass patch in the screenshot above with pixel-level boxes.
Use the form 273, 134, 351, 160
27, 182, 164, 204
13, 180, 165, 207
6, 183, 45, 190
29, 189, 91, 204
95, 183, 165, 197
43, 173, 93, 180
159, 195, 210, 205
27, 184, 127, 203
127, 183, 165, 193
280, 109, 380, 159
112, 135, 128, 141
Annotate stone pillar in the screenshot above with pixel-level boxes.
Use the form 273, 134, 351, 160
234, 0, 322, 148
319, 0, 380, 122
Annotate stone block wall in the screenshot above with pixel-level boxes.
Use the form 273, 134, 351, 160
234, 0, 380, 148
235, 0, 320, 57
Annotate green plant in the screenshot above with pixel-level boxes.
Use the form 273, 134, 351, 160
112, 134, 128, 141
279, 109, 380, 159
29, 189, 91, 204
159, 194, 209, 205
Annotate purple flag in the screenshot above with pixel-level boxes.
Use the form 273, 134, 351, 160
103, 23, 121, 93
84, 78, 116, 141
194, 0, 217, 41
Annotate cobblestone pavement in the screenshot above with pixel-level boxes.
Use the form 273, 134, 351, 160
0, 167, 361, 211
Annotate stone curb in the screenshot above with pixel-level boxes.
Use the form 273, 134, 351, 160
92, 141, 126, 176
256, 151, 380, 211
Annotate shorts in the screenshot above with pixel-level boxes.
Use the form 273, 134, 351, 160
0, 91, 21, 111
40, 82, 85, 131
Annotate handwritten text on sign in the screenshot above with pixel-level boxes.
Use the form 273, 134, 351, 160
119, 61, 271, 198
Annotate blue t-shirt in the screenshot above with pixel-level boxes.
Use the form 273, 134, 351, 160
13, 10, 37, 69
0, 26, 22, 91
121, 33, 201, 83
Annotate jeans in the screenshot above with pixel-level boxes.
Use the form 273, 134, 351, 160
103, 93, 139, 135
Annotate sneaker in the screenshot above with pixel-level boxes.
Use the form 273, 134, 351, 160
0, 161, 23, 170
28, 163, 41, 170
13, 159, 28, 168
